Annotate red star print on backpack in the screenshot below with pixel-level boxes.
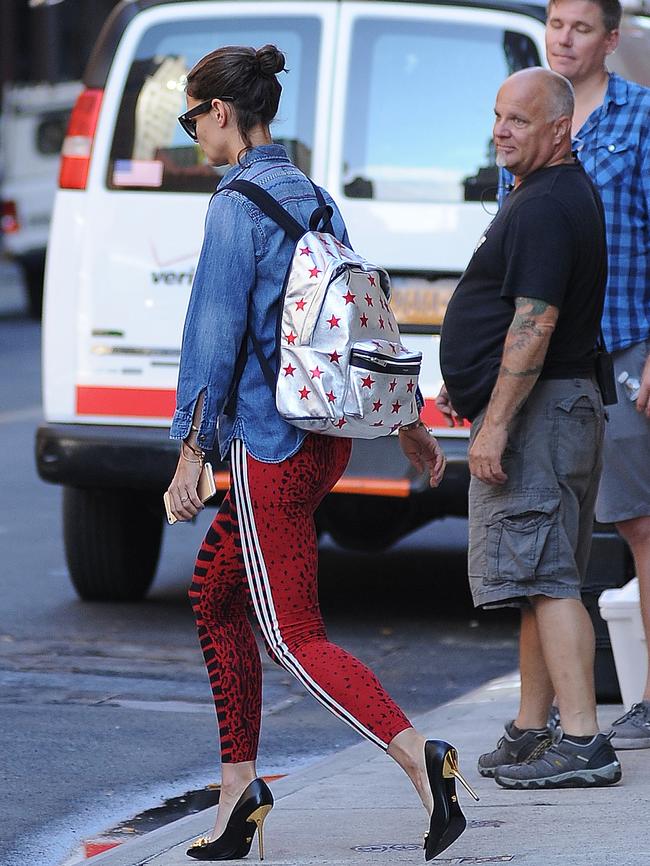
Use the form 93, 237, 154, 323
221, 179, 421, 439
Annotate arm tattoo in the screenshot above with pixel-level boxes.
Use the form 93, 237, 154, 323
507, 297, 556, 350
485, 298, 556, 427
514, 297, 551, 316
501, 363, 544, 378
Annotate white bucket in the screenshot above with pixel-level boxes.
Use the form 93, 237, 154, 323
599, 578, 647, 709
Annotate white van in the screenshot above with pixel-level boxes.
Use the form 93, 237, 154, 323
1, 81, 81, 318
36, 0, 645, 601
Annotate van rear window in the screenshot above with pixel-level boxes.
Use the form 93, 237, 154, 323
342, 18, 540, 203
107, 16, 320, 192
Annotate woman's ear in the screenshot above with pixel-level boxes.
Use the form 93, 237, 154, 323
211, 98, 229, 128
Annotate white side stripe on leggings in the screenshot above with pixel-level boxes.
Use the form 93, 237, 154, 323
231, 439, 387, 750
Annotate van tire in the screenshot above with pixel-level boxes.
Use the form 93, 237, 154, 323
63, 486, 163, 601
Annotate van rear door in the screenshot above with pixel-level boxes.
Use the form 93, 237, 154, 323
326, 2, 545, 434
44, 1, 339, 428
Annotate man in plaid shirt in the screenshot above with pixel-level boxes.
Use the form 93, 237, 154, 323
490, 0, 650, 765
547, 0, 650, 752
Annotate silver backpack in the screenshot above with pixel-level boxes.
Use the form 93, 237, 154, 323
223, 179, 421, 439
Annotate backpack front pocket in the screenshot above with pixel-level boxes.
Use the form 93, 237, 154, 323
342, 342, 421, 431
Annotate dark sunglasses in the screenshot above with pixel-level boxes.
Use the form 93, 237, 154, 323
177, 97, 234, 141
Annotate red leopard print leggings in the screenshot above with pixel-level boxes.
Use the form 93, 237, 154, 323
189, 434, 411, 763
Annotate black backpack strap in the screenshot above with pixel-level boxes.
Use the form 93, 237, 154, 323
220, 177, 337, 411
224, 336, 249, 418
220, 179, 302, 414
221, 179, 305, 242
250, 332, 276, 393
308, 180, 335, 236
223, 177, 337, 238
224, 331, 276, 417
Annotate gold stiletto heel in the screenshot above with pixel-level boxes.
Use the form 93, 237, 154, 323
424, 740, 477, 861
443, 749, 480, 801
248, 803, 273, 860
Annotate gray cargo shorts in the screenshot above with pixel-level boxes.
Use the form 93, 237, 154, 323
596, 339, 650, 524
468, 378, 604, 609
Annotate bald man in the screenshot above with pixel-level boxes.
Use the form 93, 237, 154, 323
439, 68, 622, 789
546, 0, 650, 751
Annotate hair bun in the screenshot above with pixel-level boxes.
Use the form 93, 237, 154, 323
255, 44, 286, 76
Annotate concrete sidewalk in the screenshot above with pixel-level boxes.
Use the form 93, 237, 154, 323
88, 674, 649, 866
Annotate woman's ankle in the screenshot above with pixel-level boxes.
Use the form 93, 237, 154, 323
212, 766, 258, 838
219, 762, 257, 799
387, 728, 431, 811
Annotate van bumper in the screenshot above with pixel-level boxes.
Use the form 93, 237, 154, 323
35, 423, 207, 490
35, 422, 469, 507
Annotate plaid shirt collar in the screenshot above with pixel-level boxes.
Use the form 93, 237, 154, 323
575, 73, 628, 142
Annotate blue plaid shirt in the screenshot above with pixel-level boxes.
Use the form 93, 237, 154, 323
499, 74, 650, 352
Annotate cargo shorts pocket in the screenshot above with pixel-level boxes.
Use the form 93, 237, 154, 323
551, 394, 601, 478
484, 492, 560, 584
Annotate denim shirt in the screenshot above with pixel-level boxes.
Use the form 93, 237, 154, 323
170, 145, 349, 462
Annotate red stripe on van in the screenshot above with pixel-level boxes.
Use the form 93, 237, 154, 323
421, 398, 470, 429
76, 386, 176, 417
74, 389, 468, 427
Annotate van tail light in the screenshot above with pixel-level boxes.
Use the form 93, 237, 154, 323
1, 200, 20, 234
59, 88, 103, 190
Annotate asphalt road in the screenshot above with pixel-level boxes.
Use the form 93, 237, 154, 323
0, 298, 518, 866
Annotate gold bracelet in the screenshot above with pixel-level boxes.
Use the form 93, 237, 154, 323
180, 450, 202, 465
181, 440, 205, 464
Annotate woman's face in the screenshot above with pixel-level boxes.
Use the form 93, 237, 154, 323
185, 95, 230, 166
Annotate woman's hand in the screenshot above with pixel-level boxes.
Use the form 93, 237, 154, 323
398, 423, 446, 488
166, 443, 205, 522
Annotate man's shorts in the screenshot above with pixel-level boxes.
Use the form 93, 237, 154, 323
468, 378, 604, 609
596, 339, 650, 524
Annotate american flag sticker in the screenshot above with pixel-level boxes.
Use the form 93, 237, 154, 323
112, 160, 164, 188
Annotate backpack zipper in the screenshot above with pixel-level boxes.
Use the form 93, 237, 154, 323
350, 349, 421, 376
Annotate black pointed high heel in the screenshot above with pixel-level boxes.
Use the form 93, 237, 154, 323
423, 740, 479, 861
187, 778, 274, 861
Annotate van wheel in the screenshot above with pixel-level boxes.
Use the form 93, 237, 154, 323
63, 487, 163, 601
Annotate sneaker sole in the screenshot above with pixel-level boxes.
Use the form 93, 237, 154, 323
495, 762, 622, 790
477, 765, 496, 778
609, 736, 650, 750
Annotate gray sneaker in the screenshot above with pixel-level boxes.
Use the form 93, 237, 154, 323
477, 721, 551, 778
494, 730, 622, 790
608, 700, 650, 750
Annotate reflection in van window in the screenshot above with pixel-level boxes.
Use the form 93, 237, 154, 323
108, 17, 321, 192
343, 19, 540, 203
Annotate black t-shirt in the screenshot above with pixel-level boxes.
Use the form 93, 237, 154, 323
440, 162, 606, 422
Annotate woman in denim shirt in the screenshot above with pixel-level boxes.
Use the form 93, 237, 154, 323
166, 44, 473, 862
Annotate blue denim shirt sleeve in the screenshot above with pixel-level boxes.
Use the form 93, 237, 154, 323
170, 191, 261, 449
